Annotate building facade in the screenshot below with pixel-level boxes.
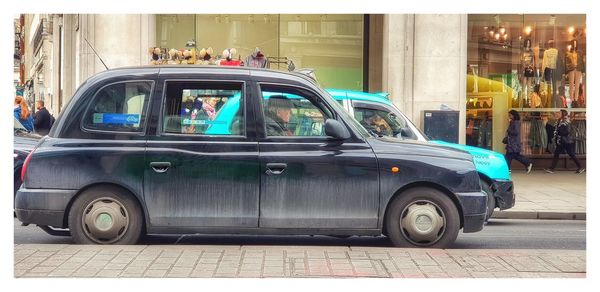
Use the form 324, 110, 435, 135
14, 14, 585, 165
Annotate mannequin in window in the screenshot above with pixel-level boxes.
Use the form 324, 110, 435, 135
522, 39, 535, 106
542, 40, 558, 107
218, 48, 242, 66
565, 40, 582, 107
244, 47, 268, 68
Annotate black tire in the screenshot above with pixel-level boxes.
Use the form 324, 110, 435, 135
481, 180, 495, 222
14, 170, 21, 199
385, 187, 460, 248
68, 186, 143, 245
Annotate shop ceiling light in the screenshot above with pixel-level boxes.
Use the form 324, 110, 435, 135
568, 26, 575, 34
524, 26, 532, 35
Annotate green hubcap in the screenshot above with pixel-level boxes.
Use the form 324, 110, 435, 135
82, 197, 129, 244
95, 213, 114, 231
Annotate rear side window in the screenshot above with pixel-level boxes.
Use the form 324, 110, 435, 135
83, 81, 152, 133
162, 81, 244, 136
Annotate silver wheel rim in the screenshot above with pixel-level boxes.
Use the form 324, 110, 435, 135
399, 200, 446, 246
81, 197, 129, 244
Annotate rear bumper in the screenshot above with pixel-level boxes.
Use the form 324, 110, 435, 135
456, 191, 487, 233
15, 188, 77, 228
491, 180, 515, 210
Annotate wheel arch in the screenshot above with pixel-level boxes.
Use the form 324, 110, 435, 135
62, 182, 148, 232
382, 181, 465, 235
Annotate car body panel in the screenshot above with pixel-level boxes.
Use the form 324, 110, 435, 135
429, 140, 510, 180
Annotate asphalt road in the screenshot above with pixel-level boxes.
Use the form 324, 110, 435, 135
14, 218, 586, 250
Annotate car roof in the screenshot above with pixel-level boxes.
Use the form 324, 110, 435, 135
94, 65, 319, 86
325, 89, 393, 105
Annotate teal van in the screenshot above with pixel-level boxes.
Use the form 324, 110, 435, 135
203, 89, 514, 221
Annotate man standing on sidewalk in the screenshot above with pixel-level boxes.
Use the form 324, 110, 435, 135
33, 100, 53, 136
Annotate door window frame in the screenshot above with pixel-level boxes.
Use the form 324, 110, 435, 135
157, 79, 249, 140
80, 80, 155, 136
256, 82, 348, 142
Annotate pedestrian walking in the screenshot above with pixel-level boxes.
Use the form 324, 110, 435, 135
503, 110, 533, 173
544, 109, 585, 174
14, 96, 34, 132
33, 100, 53, 135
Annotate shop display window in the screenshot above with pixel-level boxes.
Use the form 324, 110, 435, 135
155, 14, 364, 91
467, 14, 586, 155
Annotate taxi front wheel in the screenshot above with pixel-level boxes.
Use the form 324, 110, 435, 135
385, 187, 460, 248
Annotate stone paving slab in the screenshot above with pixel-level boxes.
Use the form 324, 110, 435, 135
491, 171, 586, 220
14, 244, 585, 278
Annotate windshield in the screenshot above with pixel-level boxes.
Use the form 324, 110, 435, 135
320, 89, 372, 137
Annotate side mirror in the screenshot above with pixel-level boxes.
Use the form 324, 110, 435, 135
401, 127, 411, 137
324, 119, 351, 140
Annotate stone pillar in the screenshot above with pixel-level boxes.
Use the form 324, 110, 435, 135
381, 14, 409, 112
62, 14, 75, 111
381, 14, 467, 144
50, 14, 61, 115
412, 14, 467, 144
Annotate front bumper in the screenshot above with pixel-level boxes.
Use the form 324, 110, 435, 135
491, 180, 515, 210
455, 191, 487, 233
15, 188, 77, 228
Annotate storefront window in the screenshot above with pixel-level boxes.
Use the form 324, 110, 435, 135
155, 14, 364, 91
467, 14, 586, 156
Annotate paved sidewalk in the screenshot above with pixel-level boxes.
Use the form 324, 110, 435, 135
492, 171, 586, 220
14, 244, 585, 278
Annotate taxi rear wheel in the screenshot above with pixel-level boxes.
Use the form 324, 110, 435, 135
68, 186, 143, 245
386, 187, 460, 248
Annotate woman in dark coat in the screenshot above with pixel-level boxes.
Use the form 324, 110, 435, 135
504, 110, 533, 173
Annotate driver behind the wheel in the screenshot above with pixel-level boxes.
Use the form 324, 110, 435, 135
360, 110, 392, 136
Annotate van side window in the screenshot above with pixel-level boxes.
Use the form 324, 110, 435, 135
162, 82, 244, 136
83, 81, 152, 133
260, 85, 333, 137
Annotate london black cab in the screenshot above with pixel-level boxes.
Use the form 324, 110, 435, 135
15, 66, 487, 248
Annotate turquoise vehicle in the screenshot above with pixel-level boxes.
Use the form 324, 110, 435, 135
203, 88, 514, 221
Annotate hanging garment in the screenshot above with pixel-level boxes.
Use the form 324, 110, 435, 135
529, 118, 547, 152
571, 120, 586, 154
542, 48, 558, 70
477, 118, 493, 149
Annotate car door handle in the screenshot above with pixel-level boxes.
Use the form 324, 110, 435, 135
266, 163, 287, 175
150, 162, 171, 173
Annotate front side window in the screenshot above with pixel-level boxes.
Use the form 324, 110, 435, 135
83, 81, 152, 133
260, 85, 332, 137
162, 82, 244, 136
354, 107, 416, 139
